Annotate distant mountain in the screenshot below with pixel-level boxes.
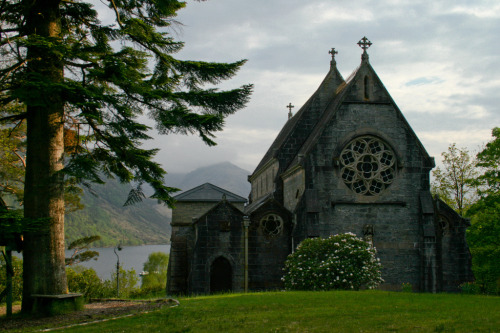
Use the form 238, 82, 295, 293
166, 162, 251, 197
65, 162, 250, 247
65, 179, 171, 247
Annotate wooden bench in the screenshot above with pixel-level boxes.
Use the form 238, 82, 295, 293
31, 293, 84, 316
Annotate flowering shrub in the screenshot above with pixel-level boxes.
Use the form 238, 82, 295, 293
282, 233, 383, 291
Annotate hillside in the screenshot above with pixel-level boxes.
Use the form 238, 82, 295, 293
65, 180, 171, 247
64, 162, 250, 247
166, 162, 251, 197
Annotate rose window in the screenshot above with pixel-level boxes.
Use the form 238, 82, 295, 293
260, 214, 283, 237
340, 136, 396, 196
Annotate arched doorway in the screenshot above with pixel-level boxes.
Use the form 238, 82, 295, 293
210, 256, 232, 293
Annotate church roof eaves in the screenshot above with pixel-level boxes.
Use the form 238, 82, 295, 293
173, 182, 247, 203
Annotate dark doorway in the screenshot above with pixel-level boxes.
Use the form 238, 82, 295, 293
210, 257, 232, 293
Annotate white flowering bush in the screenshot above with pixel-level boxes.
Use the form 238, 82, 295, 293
282, 233, 383, 291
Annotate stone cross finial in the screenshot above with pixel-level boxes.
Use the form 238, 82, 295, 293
357, 36, 372, 51
328, 47, 338, 67
357, 36, 372, 62
329, 47, 338, 60
286, 102, 294, 120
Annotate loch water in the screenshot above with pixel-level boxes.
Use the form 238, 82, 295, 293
14, 244, 171, 280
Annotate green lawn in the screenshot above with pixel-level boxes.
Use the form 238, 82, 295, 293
55, 291, 499, 332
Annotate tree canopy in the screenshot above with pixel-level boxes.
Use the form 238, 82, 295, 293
432, 143, 478, 215
1, 0, 252, 312
466, 127, 500, 294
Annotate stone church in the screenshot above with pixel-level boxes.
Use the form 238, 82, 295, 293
167, 38, 473, 294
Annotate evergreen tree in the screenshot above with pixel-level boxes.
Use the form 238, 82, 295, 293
0, 0, 252, 313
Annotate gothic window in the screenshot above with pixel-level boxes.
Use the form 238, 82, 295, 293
340, 136, 397, 196
260, 214, 283, 238
438, 215, 450, 236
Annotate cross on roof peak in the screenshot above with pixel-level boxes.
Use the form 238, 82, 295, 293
286, 102, 294, 120
328, 47, 338, 67
328, 47, 338, 60
357, 36, 372, 52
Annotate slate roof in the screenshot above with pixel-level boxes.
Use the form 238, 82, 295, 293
250, 61, 345, 177
173, 183, 247, 203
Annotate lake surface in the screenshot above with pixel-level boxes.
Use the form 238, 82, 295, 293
15, 244, 170, 282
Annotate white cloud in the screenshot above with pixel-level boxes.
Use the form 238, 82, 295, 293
449, 4, 500, 18
301, 2, 375, 25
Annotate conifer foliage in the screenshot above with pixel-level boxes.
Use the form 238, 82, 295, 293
0, 0, 252, 312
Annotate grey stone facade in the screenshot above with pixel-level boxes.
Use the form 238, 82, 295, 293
167, 39, 473, 294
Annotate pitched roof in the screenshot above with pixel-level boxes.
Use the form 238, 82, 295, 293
250, 62, 345, 177
284, 56, 434, 173
173, 182, 247, 203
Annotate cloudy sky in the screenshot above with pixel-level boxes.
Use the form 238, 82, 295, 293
142, 0, 499, 174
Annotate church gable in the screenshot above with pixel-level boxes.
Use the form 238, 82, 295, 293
250, 51, 346, 184
284, 40, 434, 178
174, 182, 247, 203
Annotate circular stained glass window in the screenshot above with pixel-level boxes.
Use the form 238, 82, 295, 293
340, 136, 397, 196
260, 214, 283, 237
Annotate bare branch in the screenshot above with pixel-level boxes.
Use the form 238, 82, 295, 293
107, 0, 124, 28
13, 150, 26, 169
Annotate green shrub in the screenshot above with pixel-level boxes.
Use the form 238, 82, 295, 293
401, 282, 413, 293
66, 265, 139, 299
460, 282, 480, 295
140, 252, 168, 292
66, 266, 114, 299
107, 267, 140, 298
282, 233, 383, 291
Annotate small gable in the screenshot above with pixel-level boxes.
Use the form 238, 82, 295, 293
174, 183, 247, 203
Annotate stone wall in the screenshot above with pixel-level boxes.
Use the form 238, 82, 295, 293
282, 167, 305, 212
296, 102, 434, 291
250, 159, 279, 201
247, 201, 292, 291
188, 202, 245, 294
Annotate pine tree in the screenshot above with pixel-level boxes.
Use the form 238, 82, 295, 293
0, 0, 252, 312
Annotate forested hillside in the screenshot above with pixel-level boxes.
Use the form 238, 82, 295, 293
65, 179, 171, 247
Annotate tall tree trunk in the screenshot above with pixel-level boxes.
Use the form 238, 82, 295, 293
21, 0, 67, 313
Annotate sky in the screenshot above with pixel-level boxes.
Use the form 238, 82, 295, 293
140, 0, 499, 174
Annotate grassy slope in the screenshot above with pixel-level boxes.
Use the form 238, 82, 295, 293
60, 291, 499, 332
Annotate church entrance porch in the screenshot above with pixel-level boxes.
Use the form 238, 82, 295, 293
210, 257, 232, 293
